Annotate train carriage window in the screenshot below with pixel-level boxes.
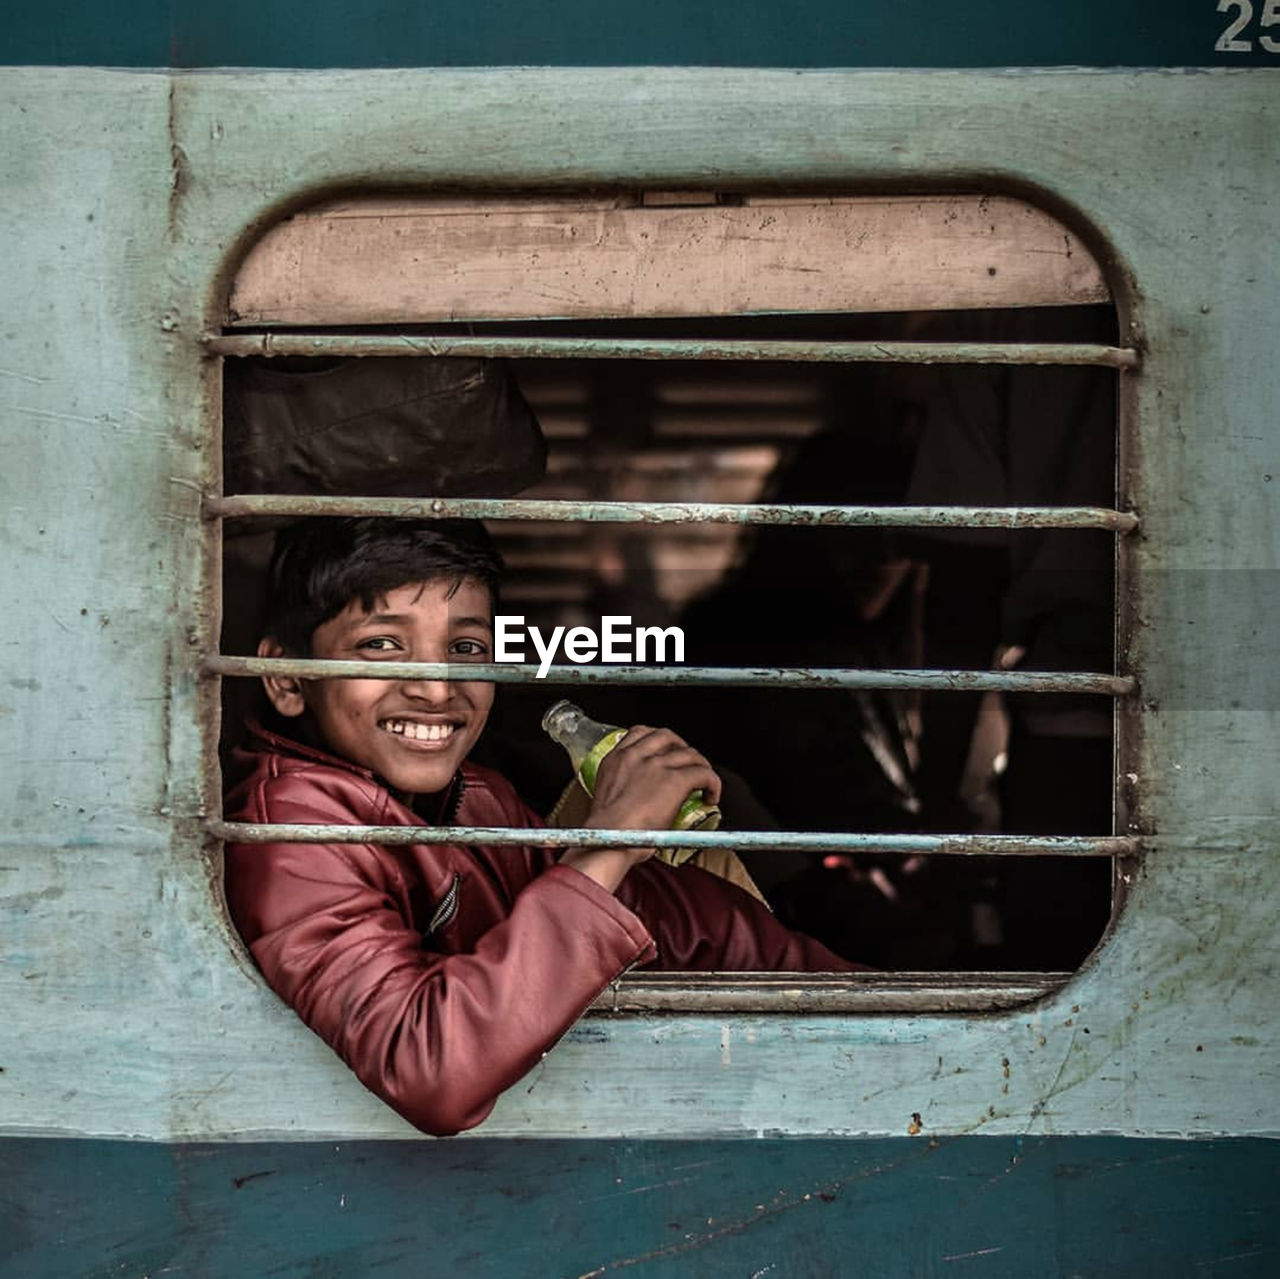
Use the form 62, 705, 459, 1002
208, 191, 1139, 1012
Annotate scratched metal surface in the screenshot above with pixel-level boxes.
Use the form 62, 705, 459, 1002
0, 67, 1277, 1143
3, 1136, 1278, 1276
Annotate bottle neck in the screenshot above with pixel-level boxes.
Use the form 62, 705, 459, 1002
542, 701, 618, 769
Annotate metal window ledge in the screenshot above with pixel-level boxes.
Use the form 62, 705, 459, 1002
587, 971, 1072, 1015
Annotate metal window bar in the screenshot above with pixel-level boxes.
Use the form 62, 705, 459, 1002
205, 332, 1140, 369
209, 654, 1134, 861
206, 348, 1137, 866
206, 494, 1138, 533
210, 821, 1137, 859
205, 655, 1133, 697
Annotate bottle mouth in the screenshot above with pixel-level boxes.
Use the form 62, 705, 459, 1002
540, 699, 576, 734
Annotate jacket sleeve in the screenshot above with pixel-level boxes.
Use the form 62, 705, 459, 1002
224, 774, 656, 1136
619, 860, 867, 972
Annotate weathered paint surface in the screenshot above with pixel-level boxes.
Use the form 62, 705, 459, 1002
3, 1136, 1278, 1276
0, 68, 1278, 1146
227, 193, 1110, 323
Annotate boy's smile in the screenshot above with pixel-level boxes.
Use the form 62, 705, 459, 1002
261, 578, 495, 798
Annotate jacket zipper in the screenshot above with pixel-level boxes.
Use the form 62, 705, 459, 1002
424, 872, 461, 937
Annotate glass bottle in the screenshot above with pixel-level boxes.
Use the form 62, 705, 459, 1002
541, 699, 721, 865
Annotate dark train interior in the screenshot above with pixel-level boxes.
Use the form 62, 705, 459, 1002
221, 302, 1117, 972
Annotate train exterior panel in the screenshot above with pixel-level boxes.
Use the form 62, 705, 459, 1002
1, 6, 1277, 1274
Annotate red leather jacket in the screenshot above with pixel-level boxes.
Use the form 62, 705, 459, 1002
224, 723, 856, 1135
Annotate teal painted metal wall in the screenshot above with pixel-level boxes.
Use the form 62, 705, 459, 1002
4, 1136, 1278, 1275
3, 0, 1278, 68
0, 49, 1278, 1279
0, 65, 1276, 1146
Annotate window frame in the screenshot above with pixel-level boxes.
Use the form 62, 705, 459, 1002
206, 187, 1142, 1015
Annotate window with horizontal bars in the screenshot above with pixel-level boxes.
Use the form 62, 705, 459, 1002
207, 191, 1140, 1012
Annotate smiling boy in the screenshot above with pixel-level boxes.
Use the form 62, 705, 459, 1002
224, 517, 859, 1135
259, 576, 497, 798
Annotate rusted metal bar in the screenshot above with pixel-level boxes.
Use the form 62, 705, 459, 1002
588, 971, 1071, 1015
206, 332, 1139, 368
205, 493, 1140, 533
203, 654, 1135, 696
210, 820, 1137, 857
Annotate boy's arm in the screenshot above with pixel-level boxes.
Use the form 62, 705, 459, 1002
620, 860, 868, 972
557, 726, 865, 971
560, 724, 723, 891
225, 778, 655, 1137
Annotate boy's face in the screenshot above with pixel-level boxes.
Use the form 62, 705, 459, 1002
261, 577, 495, 797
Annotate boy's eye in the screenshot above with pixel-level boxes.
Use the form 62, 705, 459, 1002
356, 636, 403, 654
451, 637, 490, 659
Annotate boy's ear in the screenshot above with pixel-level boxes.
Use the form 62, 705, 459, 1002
257, 637, 307, 718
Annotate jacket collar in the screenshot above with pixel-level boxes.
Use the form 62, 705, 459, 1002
245, 716, 374, 778
243, 717, 466, 823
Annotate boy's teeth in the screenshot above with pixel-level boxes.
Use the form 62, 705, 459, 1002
383, 720, 455, 742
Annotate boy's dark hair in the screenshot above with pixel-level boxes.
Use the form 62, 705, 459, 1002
264, 517, 503, 654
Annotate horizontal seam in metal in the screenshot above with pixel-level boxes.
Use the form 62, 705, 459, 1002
209, 820, 1136, 857
205, 494, 1140, 532
205, 333, 1140, 369
201, 654, 1134, 695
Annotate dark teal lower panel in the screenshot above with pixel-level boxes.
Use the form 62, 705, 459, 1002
3, 1136, 1277, 1277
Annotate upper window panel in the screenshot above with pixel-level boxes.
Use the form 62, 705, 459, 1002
228, 193, 1109, 326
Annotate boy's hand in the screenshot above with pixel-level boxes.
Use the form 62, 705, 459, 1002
559, 726, 721, 893
585, 725, 721, 830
